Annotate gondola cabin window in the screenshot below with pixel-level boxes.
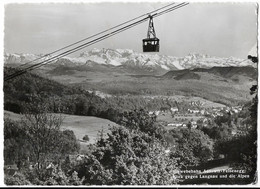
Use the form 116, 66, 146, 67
143, 38, 160, 52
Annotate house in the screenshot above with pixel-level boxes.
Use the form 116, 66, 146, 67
165, 149, 171, 154
67, 154, 86, 163
191, 121, 197, 125
167, 123, 183, 127
232, 106, 242, 113
216, 112, 224, 116
154, 111, 160, 116
232, 108, 239, 113
170, 107, 179, 113
149, 111, 154, 115
148, 111, 160, 116
191, 121, 197, 128
188, 109, 200, 114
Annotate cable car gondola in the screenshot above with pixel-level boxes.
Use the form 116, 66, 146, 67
143, 15, 160, 52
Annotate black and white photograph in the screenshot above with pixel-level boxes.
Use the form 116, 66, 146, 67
2, 0, 258, 186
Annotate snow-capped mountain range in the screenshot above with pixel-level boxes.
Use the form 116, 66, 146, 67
4, 48, 255, 71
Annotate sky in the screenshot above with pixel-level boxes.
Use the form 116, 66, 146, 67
4, 1, 258, 59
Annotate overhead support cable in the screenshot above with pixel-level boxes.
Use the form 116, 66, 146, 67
11, 2, 178, 70
4, 2, 189, 81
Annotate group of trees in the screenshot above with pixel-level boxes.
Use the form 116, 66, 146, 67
169, 128, 213, 167
74, 127, 180, 185
200, 113, 233, 141
193, 83, 257, 182
4, 103, 81, 185
4, 67, 257, 185
4, 67, 110, 115
69, 107, 216, 185
214, 85, 257, 179
4, 67, 179, 124
4, 101, 216, 185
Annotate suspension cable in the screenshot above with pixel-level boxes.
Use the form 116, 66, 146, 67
11, 2, 178, 70
5, 2, 189, 81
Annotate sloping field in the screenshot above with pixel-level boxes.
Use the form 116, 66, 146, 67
4, 110, 118, 145
59, 114, 118, 144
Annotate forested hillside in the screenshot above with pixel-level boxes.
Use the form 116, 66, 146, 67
4, 67, 115, 117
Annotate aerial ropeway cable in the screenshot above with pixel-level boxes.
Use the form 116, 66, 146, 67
13, 2, 179, 70
5, 2, 189, 81
4, 2, 189, 81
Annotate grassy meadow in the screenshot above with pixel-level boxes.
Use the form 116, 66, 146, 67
4, 110, 118, 151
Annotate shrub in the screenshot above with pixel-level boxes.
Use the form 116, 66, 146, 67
82, 135, 90, 142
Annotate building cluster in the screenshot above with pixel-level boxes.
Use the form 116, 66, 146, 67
149, 101, 243, 130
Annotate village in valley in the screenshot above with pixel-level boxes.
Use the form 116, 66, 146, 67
148, 98, 243, 134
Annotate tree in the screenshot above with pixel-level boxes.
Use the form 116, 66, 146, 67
196, 119, 203, 130
201, 124, 231, 140
42, 168, 83, 185
21, 111, 62, 170
88, 106, 97, 116
5, 172, 31, 185
75, 100, 87, 115
4, 118, 32, 168
169, 128, 213, 167
75, 126, 180, 185
82, 135, 90, 142
187, 121, 192, 130
61, 130, 80, 154
119, 109, 162, 139
214, 113, 232, 127
20, 103, 79, 172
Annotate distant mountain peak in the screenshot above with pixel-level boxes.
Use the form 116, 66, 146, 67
4, 48, 256, 73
